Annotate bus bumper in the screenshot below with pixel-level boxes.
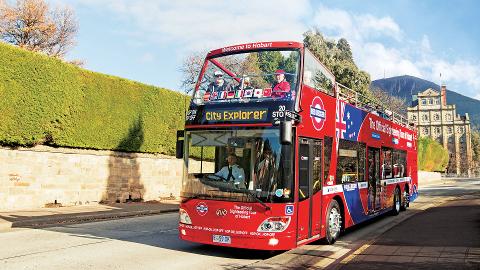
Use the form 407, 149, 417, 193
178, 223, 296, 250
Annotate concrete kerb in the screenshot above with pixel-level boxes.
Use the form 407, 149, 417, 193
0, 205, 179, 230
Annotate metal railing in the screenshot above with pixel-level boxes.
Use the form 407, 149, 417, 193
335, 82, 416, 131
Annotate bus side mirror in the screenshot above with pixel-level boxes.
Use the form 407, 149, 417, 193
176, 130, 184, 159
280, 120, 292, 145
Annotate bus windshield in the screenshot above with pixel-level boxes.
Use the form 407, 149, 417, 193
192, 49, 300, 105
182, 128, 294, 203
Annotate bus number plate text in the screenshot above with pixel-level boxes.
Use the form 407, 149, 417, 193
212, 235, 231, 244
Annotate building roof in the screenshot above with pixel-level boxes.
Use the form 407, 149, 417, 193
417, 88, 440, 97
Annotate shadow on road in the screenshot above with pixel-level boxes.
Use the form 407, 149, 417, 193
40, 212, 278, 261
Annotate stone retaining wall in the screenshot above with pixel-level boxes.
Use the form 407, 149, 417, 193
0, 146, 183, 210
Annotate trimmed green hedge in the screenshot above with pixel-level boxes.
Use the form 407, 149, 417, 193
0, 42, 187, 154
417, 136, 449, 172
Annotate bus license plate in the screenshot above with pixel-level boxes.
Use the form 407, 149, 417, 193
212, 235, 231, 244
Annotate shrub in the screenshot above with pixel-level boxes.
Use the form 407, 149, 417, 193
0, 42, 188, 154
417, 136, 449, 172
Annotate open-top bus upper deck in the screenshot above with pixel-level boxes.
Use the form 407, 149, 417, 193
186, 41, 414, 132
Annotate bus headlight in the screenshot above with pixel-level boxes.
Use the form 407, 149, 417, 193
257, 216, 291, 232
179, 208, 192, 224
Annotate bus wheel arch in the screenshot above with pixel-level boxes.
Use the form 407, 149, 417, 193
325, 196, 344, 244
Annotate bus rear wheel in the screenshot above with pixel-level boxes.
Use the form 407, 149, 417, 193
401, 188, 409, 211
325, 200, 342, 244
392, 187, 401, 216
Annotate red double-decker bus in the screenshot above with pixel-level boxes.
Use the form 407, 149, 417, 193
176, 41, 418, 250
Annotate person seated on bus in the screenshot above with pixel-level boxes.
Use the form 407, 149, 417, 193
207, 71, 232, 93
240, 76, 254, 90
215, 154, 245, 188
272, 69, 291, 98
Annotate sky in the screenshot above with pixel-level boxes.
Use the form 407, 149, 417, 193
53, 0, 480, 100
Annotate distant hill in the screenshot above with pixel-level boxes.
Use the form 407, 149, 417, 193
371, 75, 480, 130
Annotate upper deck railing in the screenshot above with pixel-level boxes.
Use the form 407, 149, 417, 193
335, 82, 416, 131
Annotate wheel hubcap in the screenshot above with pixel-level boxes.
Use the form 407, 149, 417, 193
329, 208, 341, 236
395, 191, 401, 212
403, 191, 409, 206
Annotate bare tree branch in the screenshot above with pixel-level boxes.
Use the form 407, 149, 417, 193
0, 0, 78, 58
178, 51, 206, 95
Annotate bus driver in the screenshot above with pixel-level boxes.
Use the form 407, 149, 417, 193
216, 154, 245, 188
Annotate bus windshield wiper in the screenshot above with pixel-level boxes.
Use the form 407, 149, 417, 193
239, 189, 271, 211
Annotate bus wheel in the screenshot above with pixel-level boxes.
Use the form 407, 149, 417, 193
325, 200, 342, 244
392, 188, 401, 216
401, 188, 409, 211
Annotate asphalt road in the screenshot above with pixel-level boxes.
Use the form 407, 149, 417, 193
0, 212, 272, 270
0, 178, 478, 270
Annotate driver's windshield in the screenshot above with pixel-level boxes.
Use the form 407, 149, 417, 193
192, 49, 300, 105
182, 128, 294, 203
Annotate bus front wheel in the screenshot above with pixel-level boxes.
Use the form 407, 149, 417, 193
325, 200, 342, 244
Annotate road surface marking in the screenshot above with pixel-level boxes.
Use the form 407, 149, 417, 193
340, 243, 371, 264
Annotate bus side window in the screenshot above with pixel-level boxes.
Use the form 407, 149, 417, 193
392, 149, 406, 178
304, 49, 335, 96
358, 142, 366, 182
381, 147, 393, 179
336, 139, 359, 184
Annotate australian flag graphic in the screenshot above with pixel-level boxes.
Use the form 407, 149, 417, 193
342, 103, 368, 142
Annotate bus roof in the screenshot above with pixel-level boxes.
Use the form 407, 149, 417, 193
207, 41, 303, 58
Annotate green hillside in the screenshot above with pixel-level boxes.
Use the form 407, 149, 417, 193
0, 42, 186, 154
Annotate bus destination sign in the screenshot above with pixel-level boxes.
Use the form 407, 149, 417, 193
204, 108, 268, 122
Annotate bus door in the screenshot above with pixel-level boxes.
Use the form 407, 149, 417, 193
297, 138, 323, 242
367, 147, 381, 212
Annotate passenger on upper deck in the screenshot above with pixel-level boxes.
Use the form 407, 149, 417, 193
207, 71, 231, 93
272, 69, 291, 98
241, 76, 254, 90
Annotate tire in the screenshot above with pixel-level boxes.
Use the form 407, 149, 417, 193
400, 187, 409, 211
325, 200, 342, 244
391, 187, 401, 216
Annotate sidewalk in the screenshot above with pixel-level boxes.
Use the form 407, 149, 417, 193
0, 200, 180, 231
419, 176, 458, 188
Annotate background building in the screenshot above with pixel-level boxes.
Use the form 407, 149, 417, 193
408, 85, 473, 175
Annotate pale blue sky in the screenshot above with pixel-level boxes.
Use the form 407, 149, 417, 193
58, 0, 479, 100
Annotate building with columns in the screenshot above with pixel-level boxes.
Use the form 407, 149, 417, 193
407, 85, 473, 175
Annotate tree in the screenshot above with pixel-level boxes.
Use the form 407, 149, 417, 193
303, 29, 371, 95
241, 53, 269, 88
370, 86, 408, 114
179, 50, 206, 95
257, 51, 283, 76
0, 0, 78, 58
418, 136, 449, 172
471, 130, 480, 175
